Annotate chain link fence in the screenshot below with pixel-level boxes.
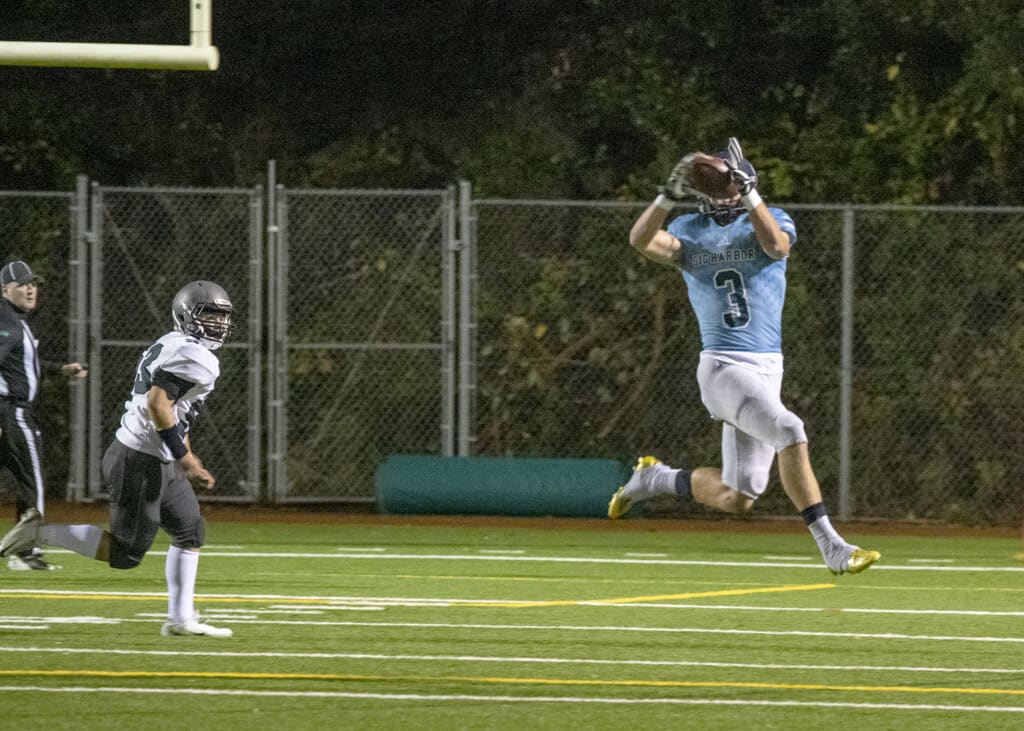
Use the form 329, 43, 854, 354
469, 200, 1024, 524
0, 188, 85, 506
269, 188, 456, 502
88, 186, 263, 501
839, 206, 1024, 523
3, 182, 1021, 524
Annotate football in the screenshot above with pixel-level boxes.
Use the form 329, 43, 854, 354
689, 156, 735, 198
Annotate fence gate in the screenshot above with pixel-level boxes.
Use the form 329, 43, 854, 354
88, 185, 263, 501
267, 187, 457, 502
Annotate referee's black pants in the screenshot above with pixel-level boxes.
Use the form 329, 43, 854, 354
0, 400, 45, 520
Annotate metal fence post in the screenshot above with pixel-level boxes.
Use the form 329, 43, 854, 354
441, 185, 457, 457
457, 180, 476, 456
65, 175, 89, 501
265, 161, 278, 502
838, 207, 855, 519
274, 185, 290, 501
247, 186, 264, 501
86, 182, 104, 498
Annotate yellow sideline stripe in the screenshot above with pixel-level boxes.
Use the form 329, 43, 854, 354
1, 669, 1022, 697
461, 583, 836, 608
1, 584, 833, 607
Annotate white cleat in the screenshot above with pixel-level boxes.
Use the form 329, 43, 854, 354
161, 618, 233, 638
0, 508, 42, 558
7, 553, 60, 571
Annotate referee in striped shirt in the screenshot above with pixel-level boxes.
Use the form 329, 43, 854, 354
0, 260, 87, 570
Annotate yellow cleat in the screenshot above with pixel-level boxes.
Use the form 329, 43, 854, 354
607, 487, 632, 519
608, 456, 661, 519
831, 548, 881, 576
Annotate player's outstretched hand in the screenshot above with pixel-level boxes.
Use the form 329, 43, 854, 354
662, 155, 694, 203
724, 137, 757, 196
663, 153, 711, 203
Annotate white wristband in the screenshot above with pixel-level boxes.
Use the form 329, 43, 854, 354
654, 194, 675, 211
741, 189, 763, 211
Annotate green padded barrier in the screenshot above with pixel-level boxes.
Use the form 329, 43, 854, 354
375, 455, 635, 518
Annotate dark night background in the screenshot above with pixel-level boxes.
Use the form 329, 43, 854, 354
2, 1, 1022, 202
1, 2, 1022, 516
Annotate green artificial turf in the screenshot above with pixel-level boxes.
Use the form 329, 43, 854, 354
0, 520, 1021, 730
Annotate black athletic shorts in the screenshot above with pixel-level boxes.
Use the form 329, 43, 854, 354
102, 440, 204, 567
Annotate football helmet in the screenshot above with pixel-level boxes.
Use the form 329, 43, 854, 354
698, 149, 757, 226
171, 280, 235, 350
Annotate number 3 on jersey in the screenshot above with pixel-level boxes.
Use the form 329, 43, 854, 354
713, 268, 750, 328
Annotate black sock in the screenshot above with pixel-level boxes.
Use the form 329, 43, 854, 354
800, 502, 828, 526
675, 470, 693, 502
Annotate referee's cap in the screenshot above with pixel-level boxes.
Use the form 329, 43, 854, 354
1, 261, 43, 286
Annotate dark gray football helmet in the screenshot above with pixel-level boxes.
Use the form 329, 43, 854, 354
171, 280, 235, 350
700, 149, 757, 223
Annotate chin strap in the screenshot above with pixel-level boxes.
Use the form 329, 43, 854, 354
699, 198, 745, 225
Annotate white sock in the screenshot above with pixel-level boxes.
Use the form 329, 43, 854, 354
807, 515, 846, 551
40, 524, 104, 559
166, 546, 201, 624
178, 549, 200, 621
165, 545, 182, 621
648, 467, 682, 497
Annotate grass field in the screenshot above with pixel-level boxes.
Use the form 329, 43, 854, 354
1, 516, 1022, 730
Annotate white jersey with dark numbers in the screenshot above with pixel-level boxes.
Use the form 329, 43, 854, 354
115, 330, 220, 462
668, 207, 797, 353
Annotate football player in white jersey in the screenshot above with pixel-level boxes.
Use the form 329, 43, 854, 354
0, 280, 236, 635
608, 138, 880, 575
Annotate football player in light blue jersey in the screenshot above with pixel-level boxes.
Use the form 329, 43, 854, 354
608, 138, 879, 576
672, 205, 794, 353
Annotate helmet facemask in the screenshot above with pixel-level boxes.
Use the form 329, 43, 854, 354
699, 151, 757, 226
186, 303, 235, 350
698, 195, 746, 226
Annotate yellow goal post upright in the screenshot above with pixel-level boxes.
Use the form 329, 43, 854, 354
0, 1, 219, 71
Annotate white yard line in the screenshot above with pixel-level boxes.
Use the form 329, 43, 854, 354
34, 549, 1024, 572
98, 618, 1024, 644
1, 645, 1022, 675
624, 552, 669, 557
198, 551, 1024, 573
0, 686, 1022, 713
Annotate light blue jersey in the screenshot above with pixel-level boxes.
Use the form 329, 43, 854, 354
667, 207, 796, 353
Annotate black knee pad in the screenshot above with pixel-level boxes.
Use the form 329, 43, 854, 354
107, 538, 143, 570
171, 517, 206, 550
